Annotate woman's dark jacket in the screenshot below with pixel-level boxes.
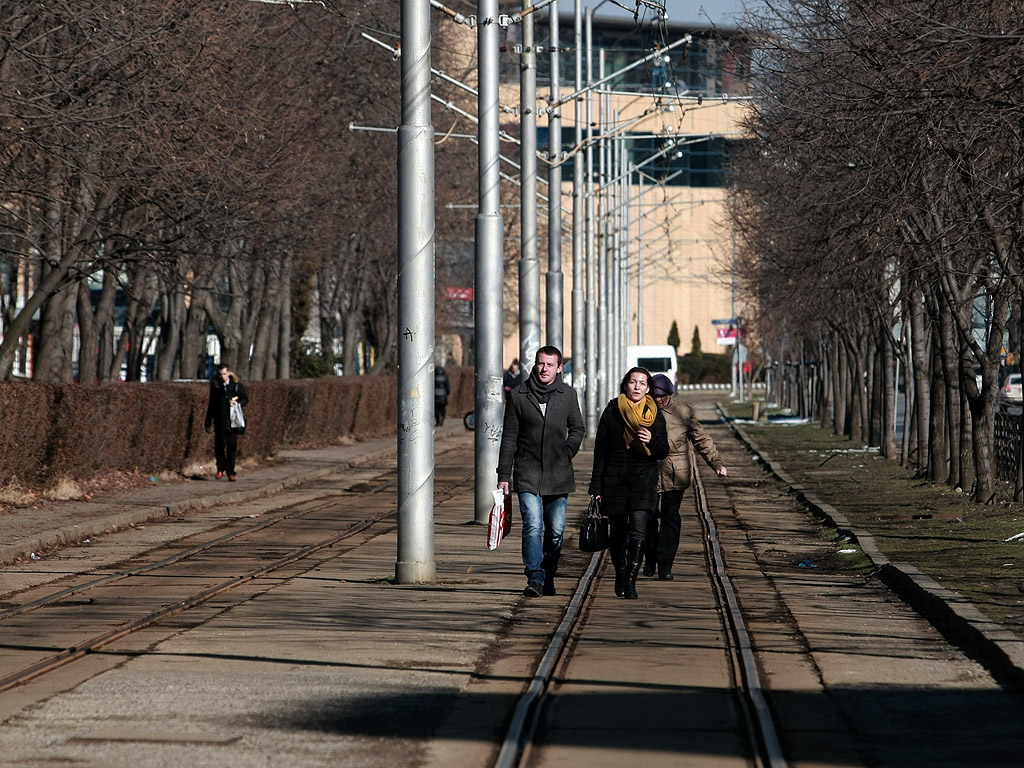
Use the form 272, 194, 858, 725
497, 377, 585, 496
434, 366, 450, 403
205, 374, 249, 434
588, 399, 669, 516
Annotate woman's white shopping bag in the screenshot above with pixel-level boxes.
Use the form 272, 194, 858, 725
486, 489, 512, 550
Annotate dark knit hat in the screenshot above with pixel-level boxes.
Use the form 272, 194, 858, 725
651, 374, 675, 397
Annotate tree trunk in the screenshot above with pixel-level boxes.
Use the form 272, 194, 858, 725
154, 283, 187, 381
250, 263, 277, 382
342, 304, 363, 376
77, 281, 99, 386
34, 282, 71, 382
880, 325, 897, 459
936, 308, 959, 486
277, 251, 292, 379
182, 289, 212, 379
901, 329, 914, 467
909, 285, 931, 471
928, 341, 948, 484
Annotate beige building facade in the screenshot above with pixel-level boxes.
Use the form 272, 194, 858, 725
436, 12, 752, 374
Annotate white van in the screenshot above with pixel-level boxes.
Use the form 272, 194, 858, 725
626, 345, 678, 385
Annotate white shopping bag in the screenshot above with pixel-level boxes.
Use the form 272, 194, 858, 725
486, 489, 512, 550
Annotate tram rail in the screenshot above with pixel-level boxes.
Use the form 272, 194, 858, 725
0, 451, 471, 694
6, 406, 1024, 767
493, 452, 788, 768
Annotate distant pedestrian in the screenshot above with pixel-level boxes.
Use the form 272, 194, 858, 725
644, 374, 727, 580
503, 358, 522, 401
205, 363, 248, 481
497, 346, 585, 597
588, 367, 669, 599
434, 365, 450, 426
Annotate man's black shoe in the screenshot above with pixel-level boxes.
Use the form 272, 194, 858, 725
523, 581, 544, 597
658, 572, 674, 580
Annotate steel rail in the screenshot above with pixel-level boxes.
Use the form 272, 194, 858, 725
2, 449, 472, 621
692, 455, 789, 768
0, 509, 393, 694
494, 470, 789, 768
493, 550, 603, 768
0, 496, 364, 621
0, 462, 474, 694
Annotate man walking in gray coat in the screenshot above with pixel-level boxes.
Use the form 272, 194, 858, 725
497, 346, 586, 597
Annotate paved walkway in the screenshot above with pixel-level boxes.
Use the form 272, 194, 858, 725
0, 424, 464, 566
6, 415, 1024, 695
5, 412, 1024, 767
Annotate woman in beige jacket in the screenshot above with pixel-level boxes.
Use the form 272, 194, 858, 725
644, 374, 727, 579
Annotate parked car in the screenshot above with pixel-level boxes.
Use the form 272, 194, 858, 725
1001, 372, 1022, 401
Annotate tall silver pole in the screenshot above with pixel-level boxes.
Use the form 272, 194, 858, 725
619, 132, 629, 366
608, 128, 619, 383
546, 8, 564, 351
519, 9, 541, 375
597, 49, 610, 406
571, 0, 586, 412
636, 169, 644, 344
584, 8, 599, 431
731, 224, 738, 399
395, 0, 436, 584
475, 0, 505, 523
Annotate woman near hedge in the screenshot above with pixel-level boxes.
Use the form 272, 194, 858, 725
588, 367, 669, 599
205, 363, 249, 481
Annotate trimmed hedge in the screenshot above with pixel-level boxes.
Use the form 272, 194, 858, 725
0, 368, 475, 488
677, 353, 731, 385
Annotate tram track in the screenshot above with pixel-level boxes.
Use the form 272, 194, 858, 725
0, 449, 473, 695
692, 455, 787, 768
493, 450, 788, 768
6, 408, 1024, 767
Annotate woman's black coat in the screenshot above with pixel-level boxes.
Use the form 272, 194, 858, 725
205, 375, 249, 434
587, 399, 669, 516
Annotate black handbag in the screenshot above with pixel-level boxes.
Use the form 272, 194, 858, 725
578, 497, 609, 552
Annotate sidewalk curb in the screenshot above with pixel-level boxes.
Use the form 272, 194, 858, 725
722, 410, 1024, 691
0, 438, 406, 567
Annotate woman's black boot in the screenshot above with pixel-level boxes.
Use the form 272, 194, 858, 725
610, 542, 627, 597
624, 539, 644, 599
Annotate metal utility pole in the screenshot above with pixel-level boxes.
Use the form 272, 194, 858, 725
731, 224, 739, 399
396, 0, 436, 583
519, 8, 541, 376
474, 0, 505, 524
636, 169, 645, 344
546, 8, 564, 352
596, 49, 610, 407
571, 0, 586, 412
584, 7, 599, 433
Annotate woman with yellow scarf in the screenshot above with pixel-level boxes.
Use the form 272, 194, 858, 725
588, 367, 669, 599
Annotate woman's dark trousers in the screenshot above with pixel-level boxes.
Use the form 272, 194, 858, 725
645, 488, 684, 577
610, 510, 650, 599
214, 431, 239, 475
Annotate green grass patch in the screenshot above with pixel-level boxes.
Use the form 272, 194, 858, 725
724, 404, 1024, 640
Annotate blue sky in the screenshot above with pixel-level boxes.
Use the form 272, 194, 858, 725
554, 0, 749, 27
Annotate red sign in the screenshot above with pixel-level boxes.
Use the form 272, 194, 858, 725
445, 287, 474, 301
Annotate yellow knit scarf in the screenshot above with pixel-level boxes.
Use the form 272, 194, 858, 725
617, 393, 657, 457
